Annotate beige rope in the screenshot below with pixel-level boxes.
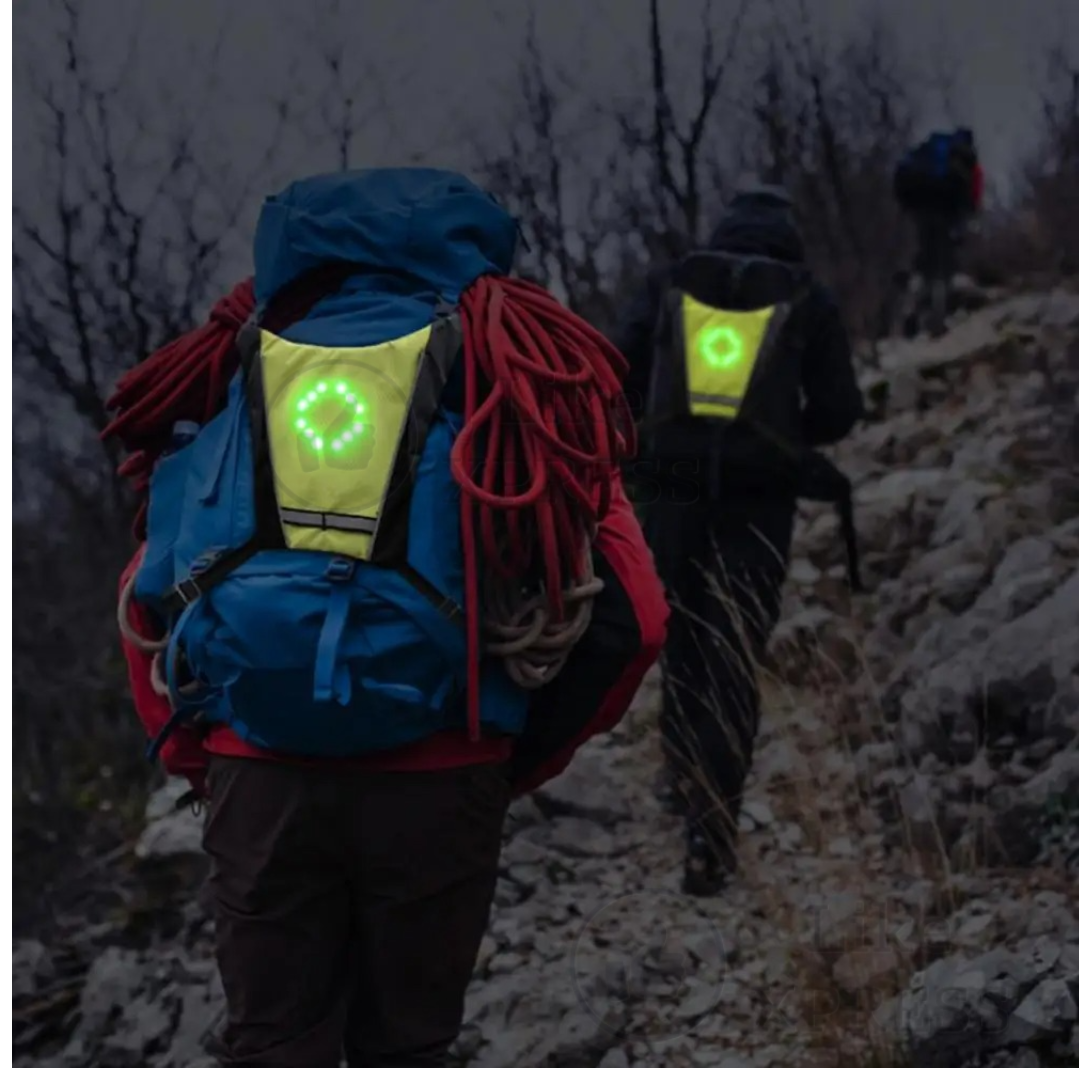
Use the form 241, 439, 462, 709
117, 557, 167, 654
118, 550, 202, 705
483, 541, 603, 690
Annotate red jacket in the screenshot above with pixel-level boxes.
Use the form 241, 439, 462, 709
120, 476, 667, 796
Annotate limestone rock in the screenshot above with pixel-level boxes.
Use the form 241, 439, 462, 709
12, 939, 54, 1001
532, 752, 632, 825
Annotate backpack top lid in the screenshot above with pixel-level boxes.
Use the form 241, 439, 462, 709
917, 128, 976, 161
253, 168, 518, 307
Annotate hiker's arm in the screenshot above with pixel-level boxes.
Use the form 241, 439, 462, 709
800, 286, 864, 447
610, 269, 664, 421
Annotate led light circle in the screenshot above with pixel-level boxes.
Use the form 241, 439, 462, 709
698, 326, 744, 370
293, 379, 367, 452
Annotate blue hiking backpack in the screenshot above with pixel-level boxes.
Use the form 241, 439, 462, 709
893, 130, 977, 213
132, 170, 531, 759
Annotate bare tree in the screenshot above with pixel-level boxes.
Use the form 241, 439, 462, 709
740, 3, 916, 335
10, 1, 256, 917
10, 0, 393, 924
1024, 43, 1079, 274
474, 0, 749, 333
287, 0, 399, 170
12, 3, 265, 506
473, 11, 655, 330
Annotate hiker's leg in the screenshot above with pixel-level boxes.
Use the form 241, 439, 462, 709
659, 583, 712, 814
648, 501, 715, 806
698, 500, 793, 858
343, 763, 509, 1067
202, 757, 351, 1067
905, 212, 934, 335
923, 218, 948, 336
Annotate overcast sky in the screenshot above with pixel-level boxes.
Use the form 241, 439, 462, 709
13, 0, 1079, 218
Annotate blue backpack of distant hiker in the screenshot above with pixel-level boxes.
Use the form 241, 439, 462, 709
893, 132, 976, 213
127, 171, 532, 760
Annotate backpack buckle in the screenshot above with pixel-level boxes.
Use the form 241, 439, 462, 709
190, 548, 226, 576
326, 557, 355, 583
173, 578, 203, 606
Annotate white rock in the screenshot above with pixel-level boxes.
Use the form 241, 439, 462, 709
12, 939, 53, 1000
533, 752, 632, 825
1002, 978, 1078, 1043
932, 480, 1004, 546
135, 810, 204, 861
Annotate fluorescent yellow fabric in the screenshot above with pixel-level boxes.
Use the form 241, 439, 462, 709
681, 296, 775, 419
259, 325, 432, 559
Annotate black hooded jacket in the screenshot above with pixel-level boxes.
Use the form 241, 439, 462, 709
614, 189, 863, 496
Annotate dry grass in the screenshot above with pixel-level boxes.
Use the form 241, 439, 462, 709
656, 544, 1078, 1065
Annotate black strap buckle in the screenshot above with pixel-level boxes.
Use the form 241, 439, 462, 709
434, 595, 462, 621
173, 578, 203, 606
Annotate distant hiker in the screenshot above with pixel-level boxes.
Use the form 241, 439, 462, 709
893, 127, 984, 336
615, 183, 863, 897
108, 169, 668, 1067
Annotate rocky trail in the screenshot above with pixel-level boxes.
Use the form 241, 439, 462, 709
13, 283, 1079, 1067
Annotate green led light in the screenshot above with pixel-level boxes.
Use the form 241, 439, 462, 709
294, 378, 370, 453
698, 326, 744, 370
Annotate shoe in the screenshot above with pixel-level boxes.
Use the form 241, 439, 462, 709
681, 824, 731, 898
654, 767, 688, 815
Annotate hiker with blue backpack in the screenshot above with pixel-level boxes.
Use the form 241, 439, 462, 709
615, 183, 864, 897
893, 127, 984, 337
108, 169, 668, 1067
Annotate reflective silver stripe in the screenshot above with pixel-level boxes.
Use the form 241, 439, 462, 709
280, 508, 323, 527
280, 508, 377, 534
690, 391, 742, 408
324, 513, 376, 533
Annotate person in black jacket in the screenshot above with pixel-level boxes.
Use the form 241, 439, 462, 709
614, 183, 863, 896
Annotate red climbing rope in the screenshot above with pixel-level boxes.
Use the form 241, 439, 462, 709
103, 278, 256, 539
105, 273, 636, 742
454, 275, 635, 739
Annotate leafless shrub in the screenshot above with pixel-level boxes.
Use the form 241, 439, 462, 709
477, 2, 915, 342
1023, 44, 1079, 276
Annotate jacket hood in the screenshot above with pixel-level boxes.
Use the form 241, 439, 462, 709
708, 186, 805, 263
253, 168, 518, 305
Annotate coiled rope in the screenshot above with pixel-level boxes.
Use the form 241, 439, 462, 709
453, 276, 634, 735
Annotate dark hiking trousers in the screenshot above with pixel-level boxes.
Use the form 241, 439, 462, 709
647, 495, 793, 866
201, 756, 510, 1067
914, 208, 963, 283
